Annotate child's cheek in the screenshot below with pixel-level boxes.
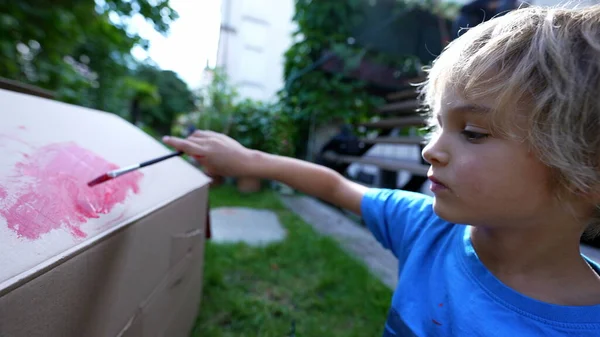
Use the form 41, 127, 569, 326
453, 158, 488, 195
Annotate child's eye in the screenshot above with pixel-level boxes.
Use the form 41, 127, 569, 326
461, 130, 489, 142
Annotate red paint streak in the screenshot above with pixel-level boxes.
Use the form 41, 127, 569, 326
0, 134, 34, 148
0, 142, 142, 240
432, 319, 442, 326
18, 125, 26, 130
438, 303, 443, 307
0, 187, 6, 199
87, 173, 112, 187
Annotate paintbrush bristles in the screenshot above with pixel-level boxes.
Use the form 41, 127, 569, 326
87, 174, 111, 187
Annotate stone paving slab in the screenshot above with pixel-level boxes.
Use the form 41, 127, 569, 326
209, 207, 287, 246
280, 195, 399, 289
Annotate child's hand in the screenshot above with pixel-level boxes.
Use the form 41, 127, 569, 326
162, 130, 256, 177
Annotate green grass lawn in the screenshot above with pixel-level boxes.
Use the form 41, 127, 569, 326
190, 185, 393, 337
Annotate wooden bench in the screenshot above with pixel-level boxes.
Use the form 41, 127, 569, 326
323, 153, 429, 176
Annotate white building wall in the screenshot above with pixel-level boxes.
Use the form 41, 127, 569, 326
217, 0, 296, 102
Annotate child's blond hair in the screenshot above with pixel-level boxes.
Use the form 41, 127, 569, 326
420, 5, 600, 235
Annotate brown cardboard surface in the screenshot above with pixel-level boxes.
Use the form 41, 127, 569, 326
0, 89, 210, 291
140, 235, 205, 336
163, 258, 205, 337
0, 89, 210, 336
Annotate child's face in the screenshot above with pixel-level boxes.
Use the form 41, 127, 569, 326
422, 89, 559, 228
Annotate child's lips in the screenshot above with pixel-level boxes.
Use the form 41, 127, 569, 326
428, 175, 448, 193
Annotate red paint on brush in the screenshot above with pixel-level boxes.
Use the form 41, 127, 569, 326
0, 142, 142, 240
87, 173, 112, 187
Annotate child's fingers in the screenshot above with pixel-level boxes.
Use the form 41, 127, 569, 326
189, 130, 212, 139
162, 136, 206, 157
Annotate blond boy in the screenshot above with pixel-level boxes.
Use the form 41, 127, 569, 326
164, 5, 600, 335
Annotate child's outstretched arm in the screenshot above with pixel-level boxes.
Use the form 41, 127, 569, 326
163, 130, 368, 215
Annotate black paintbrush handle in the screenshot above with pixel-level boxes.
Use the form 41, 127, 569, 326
139, 151, 183, 168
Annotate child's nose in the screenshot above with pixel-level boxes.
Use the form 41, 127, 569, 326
422, 135, 449, 166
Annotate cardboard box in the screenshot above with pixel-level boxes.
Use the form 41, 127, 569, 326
0, 89, 211, 337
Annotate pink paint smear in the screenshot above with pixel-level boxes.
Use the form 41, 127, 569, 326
0, 142, 142, 240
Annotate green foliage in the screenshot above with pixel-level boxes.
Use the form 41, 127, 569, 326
194, 67, 239, 135
229, 99, 297, 157
134, 65, 195, 135
279, 0, 387, 157
230, 99, 272, 151
124, 76, 161, 108
0, 0, 195, 137
264, 105, 297, 157
0, 1, 170, 96
174, 67, 296, 157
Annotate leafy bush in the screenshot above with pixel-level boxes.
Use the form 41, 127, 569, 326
230, 99, 297, 157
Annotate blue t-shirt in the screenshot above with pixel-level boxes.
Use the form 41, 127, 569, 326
361, 188, 600, 336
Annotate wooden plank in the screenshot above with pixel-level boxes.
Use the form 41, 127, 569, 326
359, 116, 427, 129
0, 77, 55, 99
377, 99, 420, 114
360, 136, 426, 145
324, 153, 429, 176
319, 50, 419, 90
385, 89, 418, 102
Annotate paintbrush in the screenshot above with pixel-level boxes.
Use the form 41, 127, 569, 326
87, 151, 184, 187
